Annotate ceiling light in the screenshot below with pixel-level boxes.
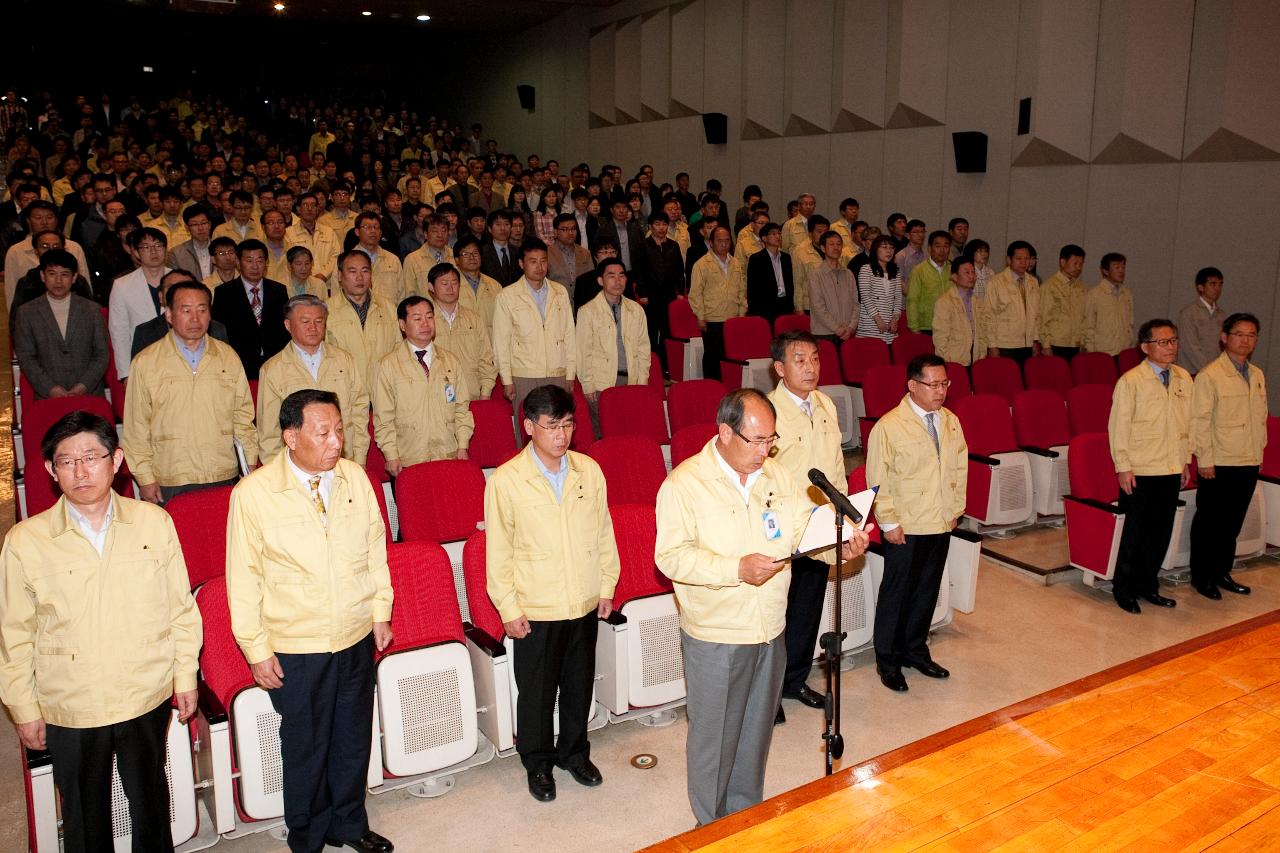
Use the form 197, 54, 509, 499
273, 2, 284, 9
361, 9, 372, 15
417, 14, 430, 21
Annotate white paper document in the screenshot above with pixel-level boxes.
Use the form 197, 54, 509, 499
780, 487, 878, 561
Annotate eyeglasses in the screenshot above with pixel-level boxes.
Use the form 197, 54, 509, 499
1143, 337, 1178, 347
456, 250, 480, 259
1228, 331, 1258, 340
733, 429, 779, 448
52, 453, 111, 471
532, 420, 576, 434
136, 242, 165, 251
911, 379, 952, 390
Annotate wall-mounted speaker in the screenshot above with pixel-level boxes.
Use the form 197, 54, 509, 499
1017, 98, 1031, 135
952, 131, 988, 173
702, 112, 727, 145
517, 85, 535, 111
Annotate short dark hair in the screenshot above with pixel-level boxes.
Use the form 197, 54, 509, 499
1195, 266, 1223, 286
236, 238, 267, 258
427, 262, 459, 286
165, 281, 212, 309
1138, 318, 1177, 343
759, 222, 782, 238
807, 214, 830, 233
280, 389, 341, 432
1222, 312, 1260, 335
518, 238, 548, 260
840, 197, 860, 212
209, 236, 237, 255
397, 294, 434, 320
906, 353, 946, 382
486, 209, 513, 227
286, 245, 313, 264
927, 230, 951, 246
906, 218, 926, 232
963, 238, 990, 259
181, 205, 210, 225
1006, 240, 1033, 258
948, 217, 968, 230
596, 257, 626, 278
771, 330, 819, 364
38, 248, 77, 274
647, 211, 669, 226
1100, 251, 1126, 270
1059, 244, 1085, 262
42, 410, 118, 463
886, 212, 907, 229
128, 227, 168, 250
523, 384, 574, 422
336, 248, 371, 270
716, 388, 775, 431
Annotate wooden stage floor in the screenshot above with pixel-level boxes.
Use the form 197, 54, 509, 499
647, 611, 1280, 852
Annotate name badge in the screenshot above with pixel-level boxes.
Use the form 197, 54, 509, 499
444, 383, 456, 403
763, 511, 782, 540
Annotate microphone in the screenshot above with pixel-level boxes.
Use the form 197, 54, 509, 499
808, 468, 863, 525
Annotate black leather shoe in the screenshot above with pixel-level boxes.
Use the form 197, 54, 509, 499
1194, 582, 1222, 600
557, 759, 602, 787
527, 770, 556, 802
1219, 574, 1251, 595
326, 831, 394, 852
1141, 593, 1177, 608
774, 705, 786, 725
1114, 595, 1141, 614
782, 685, 826, 708
906, 659, 950, 679
878, 667, 908, 692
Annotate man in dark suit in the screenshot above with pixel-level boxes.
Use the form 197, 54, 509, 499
602, 199, 646, 274
210, 239, 290, 379
481, 209, 520, 285
639, 212, 685, 375
13, 250, 110, 399
746, 223, 795, 324
132, 270, 231, 358
574, 240, 620, 316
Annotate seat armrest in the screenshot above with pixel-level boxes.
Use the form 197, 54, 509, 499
1259, 473, 1280, 486
1064, 495, 1122, 514
668, 335, 691, 344
948, 527, 982, 544
1020, 445, 1059, 458
197, 680, 228, 725
723, 357, 749, 367
600, 610, 626, 626
464, 624, 507, 657
23, 746, 52, 769
969, 453, 1001, 466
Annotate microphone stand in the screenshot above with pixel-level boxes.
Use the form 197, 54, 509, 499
819, 507, 846, 776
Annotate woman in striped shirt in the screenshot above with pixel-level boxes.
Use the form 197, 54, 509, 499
855, 235, 904, 343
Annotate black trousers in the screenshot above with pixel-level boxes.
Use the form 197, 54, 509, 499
782, 556, 828, 694
1189, 465, 1259, 587
513, 610, 596, 773
1051, 346, 1079, 361
874, 533, 950, 668
702, 321, 725, 380
46, 700, 173, 853
269, 633, 375, 853
998, 347, 1033, 366
1114, 474, 1181, 599
159, 476, 237, 504
646, 300, 671, 376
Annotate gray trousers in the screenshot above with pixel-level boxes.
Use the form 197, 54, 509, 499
680, 630, 786, 826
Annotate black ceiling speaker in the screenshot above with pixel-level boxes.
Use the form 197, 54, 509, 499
702, 112, 727, 145
952, 131, 988, 173
517, 85, 535, 111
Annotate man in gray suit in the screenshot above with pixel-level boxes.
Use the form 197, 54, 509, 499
166, 207, 215, 281
13, 249, 110, 399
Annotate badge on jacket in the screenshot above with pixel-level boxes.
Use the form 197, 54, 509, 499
763, 511, 781, 540
444, 382, 456, 403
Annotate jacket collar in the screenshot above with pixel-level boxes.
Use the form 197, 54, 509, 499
50, 490, 129, 538
263, 446, 352, 496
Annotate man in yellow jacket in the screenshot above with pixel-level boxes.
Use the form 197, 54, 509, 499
1038, 244, 1086, 360
326, 250, 401, 393
688, 225, 744, 380
656, 388, 869, 825
426, 262, 497, 400
931, 258, 984, 365
1107, 318, 1193, 614
452, 234, 503, 330
1083, 252, 1135, 356
123, 280, 258, 504
285, 192, 341, 280
0, 410, 201, 853
1189, 312, 1268, 600
491, 238, 576, 428
576, 258, 651, 437
226, 389, 394, 853
981, 240, 1040, 365
400, 215, 455, 299
866, 353, 968, 691
372, 294, 474, 475
484, 384, 620, 803
256, 294, 370, 465
767, 332, 848, 718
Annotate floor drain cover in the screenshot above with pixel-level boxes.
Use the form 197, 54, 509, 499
630, 753, 658, 769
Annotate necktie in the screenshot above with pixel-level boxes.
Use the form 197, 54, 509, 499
250, 285, 262, 325
801, 399, 812, 419
1160, 368, 1169, 388
499, 246, 509, 275
308, 475, 326, 521
926, 412, 940, 454
415, 348, 430, 377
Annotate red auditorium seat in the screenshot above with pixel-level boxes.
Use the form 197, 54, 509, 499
20, 395, 136, 519
394, 458, 486, 620
467, 399, 518, 469
839, 337, 891, 386
665, 298, 703, 382
670, 423, 718, 468
1116, 346, 1143, 374
1066, 383, 1114, 436
944, 361, 971, 403
971, 356, 1023, 404
891, 330, 934, 365
667, 378, 727, 434
1064, 432, 1126, 586
570, 383, 595, 451
1023, 354, 1072, 399
719, 315, 774, 392
598, 384, 669, 443
166, 484, 233, 589
951, 393, 1035, 528
1071, 351, 1118, 386
647, 353, 665, 397
773, 314, 810, 336
1261, 416, 1280, 547
857, 364, 907, 449
1012, 389, 1072, 516
585, 436, 668, 506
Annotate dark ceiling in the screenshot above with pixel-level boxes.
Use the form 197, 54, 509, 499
160, 0, 619, 31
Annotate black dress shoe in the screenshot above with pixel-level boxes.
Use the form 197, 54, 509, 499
527, 769, 556, 802
1114, 595, 1141, 614
1141, 593, 1177, 608
1194, 582, 1222, 600
326, 831, 394, 852
878, 668, 908, 692
774, 705, 786, 725
557, 759, 602, 787
1219, 574, 1251, 595
906, 659, 950, 679
782, 685, 826, 708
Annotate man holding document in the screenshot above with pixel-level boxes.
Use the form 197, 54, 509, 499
655, 387, 870, 826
